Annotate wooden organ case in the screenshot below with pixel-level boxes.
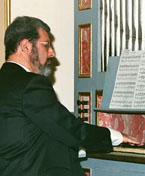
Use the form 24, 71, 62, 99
74, 0, 145, 175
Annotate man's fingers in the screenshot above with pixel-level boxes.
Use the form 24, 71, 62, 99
122, 133, 143, 145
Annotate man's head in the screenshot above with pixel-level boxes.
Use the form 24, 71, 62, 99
4, 16, 55, 76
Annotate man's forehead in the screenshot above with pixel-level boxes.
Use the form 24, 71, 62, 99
38, 28, 50, 41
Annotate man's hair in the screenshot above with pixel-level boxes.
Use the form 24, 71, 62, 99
4, 16, 51, 60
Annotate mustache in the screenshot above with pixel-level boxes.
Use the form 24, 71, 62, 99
46, 58, 53, 65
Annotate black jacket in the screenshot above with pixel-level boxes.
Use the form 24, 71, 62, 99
0, 62, 112, 176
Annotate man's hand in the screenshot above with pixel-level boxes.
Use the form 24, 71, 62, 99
122, 133, 143, 146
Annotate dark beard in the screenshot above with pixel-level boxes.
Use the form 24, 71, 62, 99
30, 45, 51, 77
39, 63, 51, 77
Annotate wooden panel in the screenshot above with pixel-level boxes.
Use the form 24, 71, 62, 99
0, 0, 11, 66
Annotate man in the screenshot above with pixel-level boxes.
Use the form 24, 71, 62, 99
0, 16, 140, 176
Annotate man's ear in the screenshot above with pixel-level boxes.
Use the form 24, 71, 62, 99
19, 39, 32, 55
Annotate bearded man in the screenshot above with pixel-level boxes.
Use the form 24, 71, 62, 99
0, 16, 140, 176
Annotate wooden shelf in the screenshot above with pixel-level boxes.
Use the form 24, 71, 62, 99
87, 151, 145, 164
94, 108, 145, 114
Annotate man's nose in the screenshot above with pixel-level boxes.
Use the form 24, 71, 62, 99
48, 47, 55, 58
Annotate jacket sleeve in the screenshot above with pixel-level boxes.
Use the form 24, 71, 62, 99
23, 75, 113, 152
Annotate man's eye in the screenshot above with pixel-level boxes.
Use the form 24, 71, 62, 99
38, 41, 50, 49
45, 44, 50, 49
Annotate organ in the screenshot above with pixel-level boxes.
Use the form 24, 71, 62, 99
74, 0, 145, 175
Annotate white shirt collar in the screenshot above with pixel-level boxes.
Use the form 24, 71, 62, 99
7, 61, 31, 72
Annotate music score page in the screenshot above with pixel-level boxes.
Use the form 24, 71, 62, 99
110, 50, 145, 109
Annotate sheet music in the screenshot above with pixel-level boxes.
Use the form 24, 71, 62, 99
110, 50, 145, 109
